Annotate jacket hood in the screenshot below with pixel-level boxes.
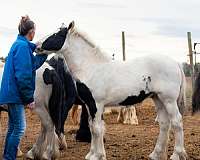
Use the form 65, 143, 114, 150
17, 35, 36, 52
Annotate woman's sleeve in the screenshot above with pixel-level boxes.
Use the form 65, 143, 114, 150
13, 45, 34, 105
34, 54, 48, 70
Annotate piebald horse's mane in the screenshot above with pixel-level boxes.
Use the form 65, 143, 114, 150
69, 28, 110, 61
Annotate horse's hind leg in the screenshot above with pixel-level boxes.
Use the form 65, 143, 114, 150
86, 103, 106, 160
149, 97, 170, 160
161, 98, 187, 160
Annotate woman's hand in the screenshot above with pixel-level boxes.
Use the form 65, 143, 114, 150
26, 101, 35, 110
35, 41, 41, 47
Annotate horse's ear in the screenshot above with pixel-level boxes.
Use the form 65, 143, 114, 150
68, 21, 75, 31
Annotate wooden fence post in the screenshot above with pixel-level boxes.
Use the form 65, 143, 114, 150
187, 32, 194, 90
122, 31, 126, 61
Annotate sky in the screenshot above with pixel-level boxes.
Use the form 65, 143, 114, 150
1, 0, 200, 62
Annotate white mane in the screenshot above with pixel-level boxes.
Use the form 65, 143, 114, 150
69, 28, 110, 62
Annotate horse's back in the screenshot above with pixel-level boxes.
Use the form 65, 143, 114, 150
87, 54, 182, 104
136, 54, 182, 92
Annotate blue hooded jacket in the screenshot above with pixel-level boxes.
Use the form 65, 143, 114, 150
0, 35, 47, 105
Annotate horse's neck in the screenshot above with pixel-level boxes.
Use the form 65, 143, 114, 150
63, 36, 110, 79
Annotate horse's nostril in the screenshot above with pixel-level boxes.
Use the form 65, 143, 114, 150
37, 48, 44, 52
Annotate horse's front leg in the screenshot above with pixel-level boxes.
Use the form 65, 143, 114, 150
86, 103, 106, 160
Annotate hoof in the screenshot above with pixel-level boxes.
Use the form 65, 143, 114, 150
149, 152, 159, 160
53, 144, 60, 159
170, 151, 187, 160
26, 149, 34, 160
42, 151, 49, 160
85, 151, 93, 160
149, 151, 167, 160
59, 133, 67, 150
88, 154, 106, 160
17, 147, 23, 157
85, 151, 106, 160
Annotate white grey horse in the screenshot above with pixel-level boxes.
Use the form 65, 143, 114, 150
35, 22, 187, 160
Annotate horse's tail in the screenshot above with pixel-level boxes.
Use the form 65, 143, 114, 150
192, 72, 200, 114
43, 68, 63, 135
177, 64, 186, 115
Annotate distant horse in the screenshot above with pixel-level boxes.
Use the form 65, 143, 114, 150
35, 22, 187, 160
192, 72, 200, 113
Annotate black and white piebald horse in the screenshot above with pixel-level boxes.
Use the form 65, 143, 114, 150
1, 56, 91, 159
26, 55, 92, 159
35, 22, 187, 160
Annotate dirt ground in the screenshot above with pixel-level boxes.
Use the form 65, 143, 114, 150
0, 78, 200, 160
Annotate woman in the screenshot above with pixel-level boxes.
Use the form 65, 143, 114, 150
0, 15, 47, 160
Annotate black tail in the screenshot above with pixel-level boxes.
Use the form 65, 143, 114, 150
192, 72, 200, 114
43, 68, 63, 135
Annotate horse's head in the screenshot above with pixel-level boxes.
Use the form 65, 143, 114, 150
35, 21, 75, 55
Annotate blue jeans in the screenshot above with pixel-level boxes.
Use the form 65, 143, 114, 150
3, 104, 26, 160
